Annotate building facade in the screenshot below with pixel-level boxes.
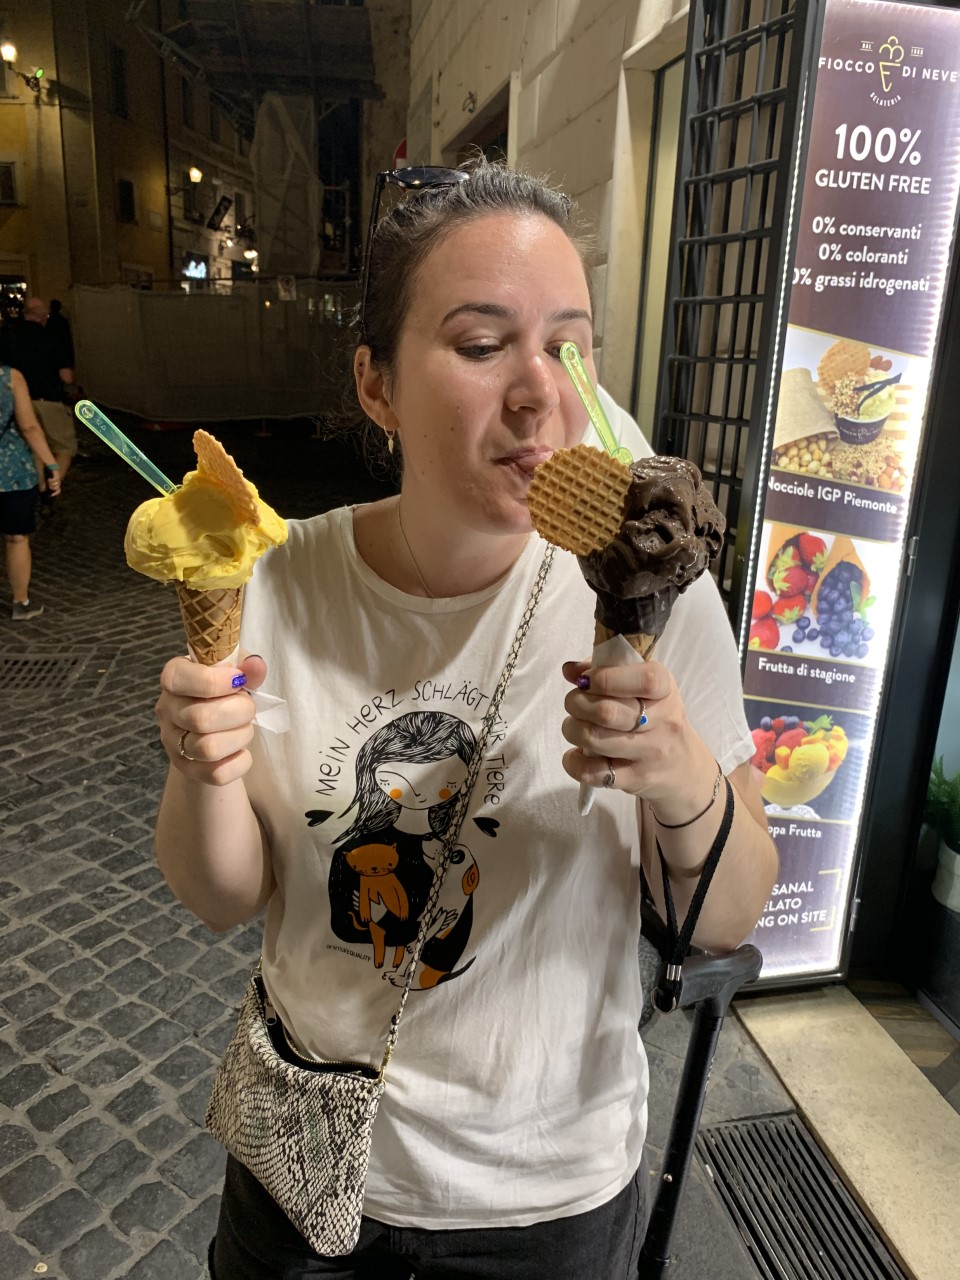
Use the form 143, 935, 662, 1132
0, 0, 255, 304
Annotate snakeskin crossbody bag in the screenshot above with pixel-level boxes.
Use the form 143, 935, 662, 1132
206, 547, 554, 1256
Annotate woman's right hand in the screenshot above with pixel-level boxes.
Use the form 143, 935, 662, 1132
156, 653, 268, 787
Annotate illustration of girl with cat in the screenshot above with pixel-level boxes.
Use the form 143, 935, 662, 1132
328, 709, 480, 983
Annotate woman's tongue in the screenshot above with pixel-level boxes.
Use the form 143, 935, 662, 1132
499, 449, 553, 479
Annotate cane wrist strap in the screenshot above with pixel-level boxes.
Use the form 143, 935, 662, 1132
653, 774, 734, 1012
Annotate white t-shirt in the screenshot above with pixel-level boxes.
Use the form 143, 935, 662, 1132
240, 470, 753, 1230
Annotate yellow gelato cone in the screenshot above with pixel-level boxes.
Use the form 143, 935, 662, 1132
176, 583, 244, 666
594, 620, 658, 661
125, 431, 286, 590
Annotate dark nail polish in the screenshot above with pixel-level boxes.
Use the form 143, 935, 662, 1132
577, 675, 591, 691
232, 673, 248, 689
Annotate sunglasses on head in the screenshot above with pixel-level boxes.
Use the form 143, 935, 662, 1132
359, 166, 471, 342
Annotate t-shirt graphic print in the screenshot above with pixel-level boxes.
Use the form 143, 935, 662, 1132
312, 708, 484, 988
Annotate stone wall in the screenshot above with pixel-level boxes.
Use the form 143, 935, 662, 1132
0, 0, 72, 301
407, 0, 691, 410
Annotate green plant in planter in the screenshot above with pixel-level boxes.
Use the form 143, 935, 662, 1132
924, 756, 960, 852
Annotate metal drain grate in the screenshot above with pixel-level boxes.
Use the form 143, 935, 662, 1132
0, 654, 88, 694
697, 1114, 908, 1280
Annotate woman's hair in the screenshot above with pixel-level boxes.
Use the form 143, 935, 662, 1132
337, 710, 477, 845
360, 156, 593, 373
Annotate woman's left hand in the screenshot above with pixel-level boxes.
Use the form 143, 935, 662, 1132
560, 658, 713, 809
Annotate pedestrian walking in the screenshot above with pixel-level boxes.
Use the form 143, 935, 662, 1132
45, 298, 76, 370
1, 363, 61, 619
0, 296, 77, 480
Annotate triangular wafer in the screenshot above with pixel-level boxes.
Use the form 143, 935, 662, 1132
193, 430, 260, 526
527, 445, 631, 555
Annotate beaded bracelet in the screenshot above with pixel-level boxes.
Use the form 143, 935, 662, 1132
652, 762, 724, 830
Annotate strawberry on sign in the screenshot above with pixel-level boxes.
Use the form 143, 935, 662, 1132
797, 533, 827, 572
749, 616, 780, 650
752, 590, 773, 620
771, 594, 806, 625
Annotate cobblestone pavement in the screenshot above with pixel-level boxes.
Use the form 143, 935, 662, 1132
0, 420, 786, 1279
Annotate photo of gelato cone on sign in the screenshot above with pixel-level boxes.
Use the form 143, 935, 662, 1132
771, 327, 919, 492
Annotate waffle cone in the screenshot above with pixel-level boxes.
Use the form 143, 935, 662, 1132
175, 583, 244, 666
594, 621, 658, 661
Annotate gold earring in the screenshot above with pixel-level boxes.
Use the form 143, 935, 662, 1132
385, 428, 395, 455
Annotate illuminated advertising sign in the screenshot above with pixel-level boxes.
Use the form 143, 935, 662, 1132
740, 0, 960, 981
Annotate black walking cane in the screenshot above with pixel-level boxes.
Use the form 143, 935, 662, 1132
635, 773, 763, 1277
636, 936, 762, 1278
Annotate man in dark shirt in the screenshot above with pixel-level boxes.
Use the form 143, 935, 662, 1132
45, 299, 75, 369
0, 297, 77, 479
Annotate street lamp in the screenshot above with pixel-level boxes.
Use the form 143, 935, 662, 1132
165, 167, 204, 197
1, 41, 45, 94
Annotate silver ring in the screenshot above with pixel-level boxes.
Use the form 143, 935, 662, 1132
632, 699, 648, 732
178, 728, 200, 762
602, 760, 616, 788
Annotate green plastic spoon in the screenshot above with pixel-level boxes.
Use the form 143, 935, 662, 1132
74, 400, 179, 495
559, 342, 633, 466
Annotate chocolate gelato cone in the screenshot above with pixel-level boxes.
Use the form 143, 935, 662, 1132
594, 622, 658, 661
527, 446, 725, 815
577, 456, 723, 630
590, 583, 680, 643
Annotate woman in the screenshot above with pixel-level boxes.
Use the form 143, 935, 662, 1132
0, 363, 61, 620
153, 161, 777, 1279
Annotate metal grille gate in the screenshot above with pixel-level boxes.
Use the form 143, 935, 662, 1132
655, 0, 821, 625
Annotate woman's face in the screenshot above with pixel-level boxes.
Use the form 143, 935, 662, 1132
374, 753, 469, 812
384, 212, 595, 537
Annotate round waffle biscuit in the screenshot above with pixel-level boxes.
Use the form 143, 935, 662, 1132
816, 340, 871, 397
193, 429, 260, 525
527, 445, 631, 556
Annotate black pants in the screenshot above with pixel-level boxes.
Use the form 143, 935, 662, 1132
210, 1153, 650, 1279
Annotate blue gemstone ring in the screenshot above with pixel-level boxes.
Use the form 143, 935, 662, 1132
632, 700, 648, 732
